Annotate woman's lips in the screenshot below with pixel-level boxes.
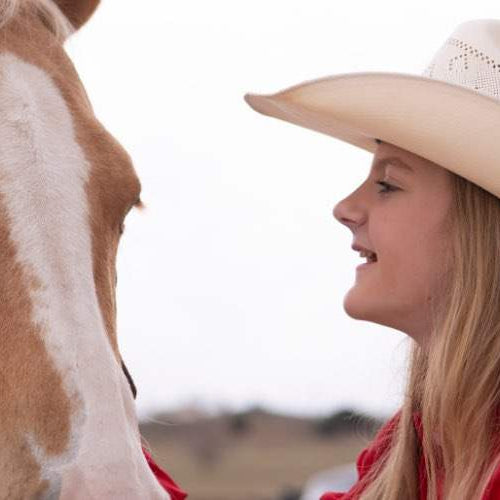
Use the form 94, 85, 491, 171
356, 261, 377, 270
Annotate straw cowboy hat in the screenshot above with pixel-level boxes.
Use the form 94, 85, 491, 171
244, 19, 500, 199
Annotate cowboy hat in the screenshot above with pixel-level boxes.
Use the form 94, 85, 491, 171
244, 19, 500, 198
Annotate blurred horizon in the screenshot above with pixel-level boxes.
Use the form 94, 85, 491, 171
138, 398, 395, 423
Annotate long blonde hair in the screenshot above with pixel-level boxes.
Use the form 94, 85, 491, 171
0, 0, 74, 41
356, 164, 500, 499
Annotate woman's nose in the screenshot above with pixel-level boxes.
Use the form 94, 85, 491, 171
332, 196, 365, 230
332, 199, 345, 223
333, 198, 353, 225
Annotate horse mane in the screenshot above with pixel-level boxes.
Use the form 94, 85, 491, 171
0, 0, 75, 41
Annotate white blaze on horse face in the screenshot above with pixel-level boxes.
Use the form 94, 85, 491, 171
0, 52, 169, 499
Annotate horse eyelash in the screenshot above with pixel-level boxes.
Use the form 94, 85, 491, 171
119, 198, 141, 235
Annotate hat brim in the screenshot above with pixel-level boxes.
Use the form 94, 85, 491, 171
244, 71, 500, 198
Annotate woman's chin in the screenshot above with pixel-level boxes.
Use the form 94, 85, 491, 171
342, 290, 371, 320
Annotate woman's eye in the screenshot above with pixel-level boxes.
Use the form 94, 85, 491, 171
376, 181, 398, 194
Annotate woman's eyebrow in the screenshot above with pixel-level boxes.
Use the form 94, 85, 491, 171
372, 156, 414, 174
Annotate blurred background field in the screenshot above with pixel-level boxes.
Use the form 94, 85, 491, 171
140, 406, 386, 500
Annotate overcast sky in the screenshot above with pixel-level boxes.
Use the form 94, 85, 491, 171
64, 1, 495, 420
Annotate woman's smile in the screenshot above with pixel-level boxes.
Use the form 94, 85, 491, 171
356, 260, 377, 271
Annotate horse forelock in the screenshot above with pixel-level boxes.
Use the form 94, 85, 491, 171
0, 0, 74, 40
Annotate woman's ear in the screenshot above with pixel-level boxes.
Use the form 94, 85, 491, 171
52, 0, 101, 31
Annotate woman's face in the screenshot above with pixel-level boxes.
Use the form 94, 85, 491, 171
333, 141, 454, 345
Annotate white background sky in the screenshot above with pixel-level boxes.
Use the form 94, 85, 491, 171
63, 1, 496, 420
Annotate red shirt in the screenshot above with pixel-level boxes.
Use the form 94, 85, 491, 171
320, 410, 500, 500
142, 447, 188, 500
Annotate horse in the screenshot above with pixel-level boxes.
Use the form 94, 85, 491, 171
0, 1, 175, 498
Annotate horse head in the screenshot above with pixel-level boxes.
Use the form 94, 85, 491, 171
0, 1, 170, 498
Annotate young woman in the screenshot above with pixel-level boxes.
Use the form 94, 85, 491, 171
244, 18, 500, 499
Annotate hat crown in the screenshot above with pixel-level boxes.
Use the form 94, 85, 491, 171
423, 19, 500, 100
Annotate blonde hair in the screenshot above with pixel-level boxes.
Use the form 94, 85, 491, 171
356, 168, 500, 499
0, 0, 74, 41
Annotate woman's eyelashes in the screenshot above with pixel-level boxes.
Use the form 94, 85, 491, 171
376, 180, 399, 194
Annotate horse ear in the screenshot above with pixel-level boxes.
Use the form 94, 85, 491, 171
52, 0, 101, 31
